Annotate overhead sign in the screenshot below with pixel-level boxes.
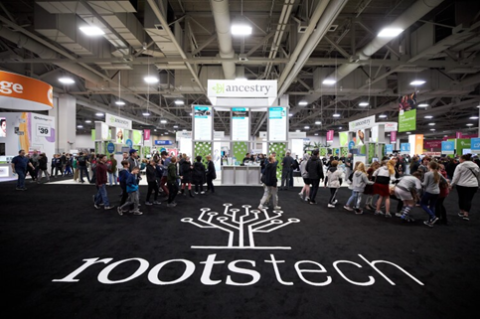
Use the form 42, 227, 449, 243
268, 107, 287, 141
385, 144, 394, 154
441, 141, 455, 154
155, 140, 173, 145
289, 132, 306, 139
349, 115, 375, 131
398, 92, 417, 132
471, 138, 480, 151
326, 130, 334, 143
105, 113, 132, 130
193, 106, 212, 140
424, 140, 442, 149
400, 143, 410, 153
383, 122, 398, 132
0, 70, 53, 111
208, 80, 277, 98
176, 131, 192, 139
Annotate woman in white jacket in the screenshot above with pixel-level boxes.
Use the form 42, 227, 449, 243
325, 160, 345, 208
450, 154, 480, 221
344, 162, 374, 214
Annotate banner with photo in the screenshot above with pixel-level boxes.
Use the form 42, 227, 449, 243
398, 92, 417, 132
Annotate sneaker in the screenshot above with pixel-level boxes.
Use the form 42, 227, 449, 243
167, 203, 175, 208
463, 216, 470, 221
153, 201, 161, 205
395, 212, 403, 218
365, 205, 374, 211
104, 206, 114, 210
344, 205, 353, 212
374, 211, 384, 216
430, 217, 439, 225
15, 187, 23, 191
309, 200, 316, 205
194, 192, 199, 195
133, 211, 143, 215
145, 202, 153, 206
354, 209, 363, 215
99, 203, 104, 207
94, 204, 100, 209
458, 212, 465, 218
328, 204, 335, 208
117, 207, 123, 216
298, 192, 303, 198
201, 191, 205, 195
385, 212, 392, 218
423, 220, 433, 228
258, 205, 267, 210
273, 206, 282, 210
333, 199, 338, 205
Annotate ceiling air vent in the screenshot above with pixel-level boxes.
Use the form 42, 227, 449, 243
328, 25, 338, 32
155, 24, 164, 31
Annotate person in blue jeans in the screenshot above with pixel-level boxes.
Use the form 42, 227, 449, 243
93, 154, 114, 210
421, 161, 442, 227
11, 149, 34, 191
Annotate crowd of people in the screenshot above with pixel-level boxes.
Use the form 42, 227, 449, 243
257, 150, 480, 228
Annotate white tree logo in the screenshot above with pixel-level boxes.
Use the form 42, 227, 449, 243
181, 203, 300, 250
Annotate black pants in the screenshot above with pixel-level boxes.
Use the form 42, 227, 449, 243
195, 183, 204, 193
309, 178, 320, 201
27, 166, 36, 180
168, 182, 178, 204
436, 197, 447, 222
146, 181, 159, 202
120, 183, 128, 206
329, 188, 339, 204
457, 186, 477, 213
207, 176, 215, 193
53, 166, 62, 177
79, 167, 90, 182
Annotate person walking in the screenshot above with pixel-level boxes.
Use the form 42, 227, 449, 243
421, 161, 442, 227
258, 155, 281, 210
37, 153, 50, 183
64, 154, 73, 176
11, 149, 33, 190
31, 150, 40, 179
394, 171, 423, 222
50, 154, 57, 177
305, 150, 324, 205
450, 154, 480, 221
206, 155, 217, 194
436, 163, 450, 225
107, 154, 118, 186
77, 152, 90, 183
280, 151, 294, 190
93, 154, 114, 210
344, 153, 353, 180
26, 154, 37, 182
193, 156, 206, 195
344, 162, 374, 214
299, 153, 311, 202
118, 166, 142, 215
167, 156, 180, 207
159, 151, 171, 196
118, 160, 130, 206
325, 160, 344, 208
145, 159, 161, 205
364, 161, 380, 211
180, 156, 194, 197
372, 160, 396, 217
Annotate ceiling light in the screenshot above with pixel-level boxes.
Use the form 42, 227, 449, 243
143, 112, 150, 117
418, 103, 429, 107
444, 135, 448, 137
359, 102, 369, 107
79, 26, 105, 36
289, 113, 293, 117
410, 80, 426, 86
189, 113, 193, 116
85, 120, 92, 124
295, 129, 300, 132
174, 100, 184, 105
160, 120, 167, 124
298, 101, 308, 106
406, 132, 411, 135
77, 125, 83, 129
183, 129, 187, 132
470, 116, 479, 120
379, 114, 387, 118
154, 129, 157, 132
333, 113, 340, 118
428, 123, 435, 126
377, 27, 404, 38
323, 79, 336, 85
477, 105, 480, 108
466, 123, 474, 126
424, 115, 433, 119
314, 133, 319, 136
173, 125, 179, 128
165, 132, 169, 135
144, 76, 159, 84
304, 126, 310, 130
231, 24, 252, 36
430, 128, 436, 131
59, 77, 75, 84
115, 101, 125, 106
315, 121, 321, 125
95, 113, 104, 117
235, 77, 247, 81
339, 126, 343, 130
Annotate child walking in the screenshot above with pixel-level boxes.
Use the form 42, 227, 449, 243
421, 161, 442, 227
325, 160, 344, 208
344, 162, 374, 214
117, 166, 142, 215
372, 160, 396, 217
167, 156, 180, 207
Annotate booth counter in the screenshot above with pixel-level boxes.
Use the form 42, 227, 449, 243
222, 165, 261, 186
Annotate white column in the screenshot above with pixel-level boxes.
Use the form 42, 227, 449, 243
49, 95, 76, 153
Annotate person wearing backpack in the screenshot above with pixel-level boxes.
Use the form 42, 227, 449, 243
118, 166, 142, 215
325, 160, 344, 208
436, 163, 450, 225
258, 155, 281, 210
298, 153, 311, 202
192, 156, 206, 195
305, 149, 324, 205
77, 152, 90, 183
118, 160, 130, 206
107, 154, 118, 186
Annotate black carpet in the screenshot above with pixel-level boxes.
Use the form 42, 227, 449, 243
1, 181, 479, 319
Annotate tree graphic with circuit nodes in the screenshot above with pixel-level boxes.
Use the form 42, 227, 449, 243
181, 204, 300, 250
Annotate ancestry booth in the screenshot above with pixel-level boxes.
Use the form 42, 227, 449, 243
0, 71, 55, 179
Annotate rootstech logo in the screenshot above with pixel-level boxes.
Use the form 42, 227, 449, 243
52, 204, 424, 287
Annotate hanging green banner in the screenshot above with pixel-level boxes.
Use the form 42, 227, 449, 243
398, 92, 417, 132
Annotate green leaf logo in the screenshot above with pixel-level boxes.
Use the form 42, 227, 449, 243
212, 83, 225, 94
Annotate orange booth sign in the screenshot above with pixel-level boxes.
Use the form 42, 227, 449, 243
0, 71, 53, 110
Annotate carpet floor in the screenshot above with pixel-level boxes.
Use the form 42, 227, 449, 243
1, 181, 479, 319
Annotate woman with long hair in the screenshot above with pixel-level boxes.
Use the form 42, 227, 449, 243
421, 161, 443, 227
344, 162, 374, 214
372, 160, 396, 217
180, 156, 194, 197
450, 154, 480, 221
436, 163, 450, 225
364, 161, 380, 211
193, 156, 206, 195
299, 153, 311, 202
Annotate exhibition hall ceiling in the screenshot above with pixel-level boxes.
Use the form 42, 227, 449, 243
0, 0, 479, 138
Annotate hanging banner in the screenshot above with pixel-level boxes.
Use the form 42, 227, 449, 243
326, 130, 334, 143
231, 108, 249, 141
144, 129, 150, 141
349, 115, 375, 131
456, 138, 471, 156
193, 106, 213, 140
385, 144, 394, 154
339, 131, 348, 147
456, 132, 462, 139
400, 143, 410, 153
0, 71, 53, 111
384, 122, 398, 132
268, 107, 287, 141
471, 138, 480, 152
398, 92, 417, 132
105, 113, 132, 130
441, 141, 455, 154
155, 140, 173, 145
390, 131, 397, 143
424, 140, 442, 149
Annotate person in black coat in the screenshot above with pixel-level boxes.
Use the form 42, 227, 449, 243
206, 155, 217, 193
145, 159, 160, 205
180, 156, 194, 197
305, 149, 325, 205
193, 156, 206, 194
258, 155, 281, 210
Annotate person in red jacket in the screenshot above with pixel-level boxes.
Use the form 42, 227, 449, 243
93, 154, 114, 210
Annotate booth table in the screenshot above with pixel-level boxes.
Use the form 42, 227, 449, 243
222, 165, 261, 185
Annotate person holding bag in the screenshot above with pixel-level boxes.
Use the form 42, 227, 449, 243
450, 154, 480, 221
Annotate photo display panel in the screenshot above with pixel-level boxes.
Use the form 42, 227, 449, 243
194, 106, 212, 140
268, 107, 287, 141
231, 107, 249, 141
